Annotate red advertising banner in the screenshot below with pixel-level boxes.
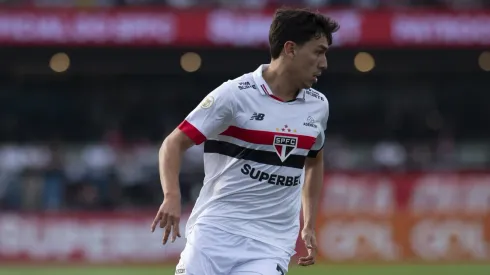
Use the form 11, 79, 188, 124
0, 212, 187, 264
0, 172, 489, 264
316, 172, 490, 263
0, 8, 488, 48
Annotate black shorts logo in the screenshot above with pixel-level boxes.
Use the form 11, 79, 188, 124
276, 264, 285, 275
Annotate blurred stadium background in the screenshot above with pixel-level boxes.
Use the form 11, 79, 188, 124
0, 0, 490, 274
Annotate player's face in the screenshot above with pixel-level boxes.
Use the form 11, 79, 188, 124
293, 36, 329, 88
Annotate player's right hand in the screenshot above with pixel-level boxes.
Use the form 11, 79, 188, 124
151, 196, 181, 245
298, 228, 318, 266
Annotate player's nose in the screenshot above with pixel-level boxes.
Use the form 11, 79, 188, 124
318, 62, 327, 72
318, 57, 328, 71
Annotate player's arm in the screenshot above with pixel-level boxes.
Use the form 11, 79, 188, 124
160, 128, 194, 200
298, 148, 324, 266
299, 100, 329, 266
151, 81, 235, 244
302, 148, 324, 230
150, 129, 194, 244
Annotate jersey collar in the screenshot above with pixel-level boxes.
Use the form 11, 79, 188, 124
252, 64, 306, 102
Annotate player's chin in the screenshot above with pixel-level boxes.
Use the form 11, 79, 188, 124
304, 79, 317, 88
302, 81, 314, 89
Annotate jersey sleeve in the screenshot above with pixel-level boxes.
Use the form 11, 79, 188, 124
307, 100, 329, 158
178, 82, 235, 145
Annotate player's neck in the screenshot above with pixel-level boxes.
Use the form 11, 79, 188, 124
263, 62, 300, 102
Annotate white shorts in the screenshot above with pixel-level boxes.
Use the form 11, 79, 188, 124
175, 223, 290, 275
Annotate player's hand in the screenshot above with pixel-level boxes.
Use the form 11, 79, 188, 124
150, 195, 181, 245
298, 228, 317, 266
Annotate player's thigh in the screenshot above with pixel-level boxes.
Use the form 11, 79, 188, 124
175, 224, 244, 275
230, 259, 287, 275
174, 242, 215, 275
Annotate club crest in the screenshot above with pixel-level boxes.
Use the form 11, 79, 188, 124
273, 135, 297, 162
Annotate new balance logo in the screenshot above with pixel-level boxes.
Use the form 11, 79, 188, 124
250, 113, 265, 121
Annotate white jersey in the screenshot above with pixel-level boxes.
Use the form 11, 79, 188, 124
178, 64, 329, 255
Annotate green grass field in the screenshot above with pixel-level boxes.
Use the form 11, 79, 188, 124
1, 265, 490, 275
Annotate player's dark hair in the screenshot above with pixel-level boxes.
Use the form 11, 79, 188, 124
269, 8, 340, 59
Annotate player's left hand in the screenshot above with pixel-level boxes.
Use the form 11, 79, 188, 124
298, 228, 317, 266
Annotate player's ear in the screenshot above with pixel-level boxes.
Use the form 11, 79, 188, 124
283, 41, 296, 58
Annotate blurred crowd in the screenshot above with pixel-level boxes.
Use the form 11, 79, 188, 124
0, 130, 487, 212
0, 0, 488, 9
0, 0, 487, 212
1, 71, 488, 212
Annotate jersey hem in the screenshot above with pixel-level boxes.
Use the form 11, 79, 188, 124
193, 221, 297, 257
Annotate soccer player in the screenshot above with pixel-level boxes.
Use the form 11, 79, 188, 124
151, 8, 339, 275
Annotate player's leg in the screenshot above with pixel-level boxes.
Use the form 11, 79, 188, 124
175, 241, 215, 275
229, 237, 290, 275
229, 259, 287, 275
174, 223, 245, 275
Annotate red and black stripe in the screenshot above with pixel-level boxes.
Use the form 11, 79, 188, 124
178, 120, 206, 145
179, 120, 321, 166
204, 140, 306, 169
261, 84, 286, 102
220, 126, 316, 149
307, 144, 323, 158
